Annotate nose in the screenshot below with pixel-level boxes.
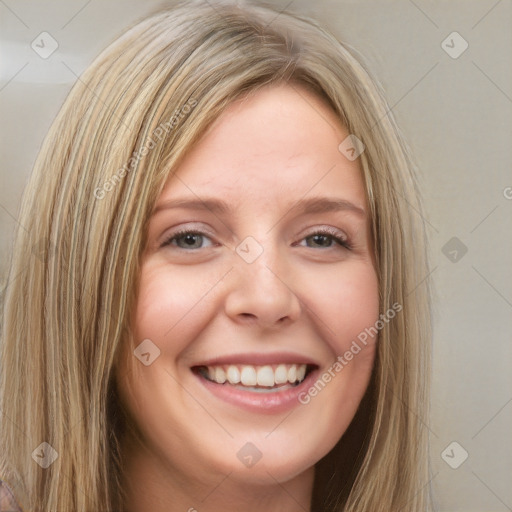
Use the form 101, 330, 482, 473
223, 244, 302, 329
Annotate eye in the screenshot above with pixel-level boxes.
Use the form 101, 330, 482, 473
160, 227, 351, 251
161, 229, 214, 250
298, 227, 351, 250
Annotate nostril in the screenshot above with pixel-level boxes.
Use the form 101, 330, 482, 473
239, 313, 257, 319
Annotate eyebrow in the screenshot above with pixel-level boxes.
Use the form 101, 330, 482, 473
153, 196, 366, 217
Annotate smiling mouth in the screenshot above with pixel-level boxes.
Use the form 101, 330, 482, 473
192, 363, 316, 392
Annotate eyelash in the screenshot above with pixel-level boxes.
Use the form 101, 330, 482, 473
160, 227, 352, 251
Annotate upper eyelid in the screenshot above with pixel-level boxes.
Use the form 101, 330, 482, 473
154, 208, 359, 238
161, 224, 347, 238
159, 224, 216, 244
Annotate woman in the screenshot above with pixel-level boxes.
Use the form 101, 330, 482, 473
0, 1, 433, 510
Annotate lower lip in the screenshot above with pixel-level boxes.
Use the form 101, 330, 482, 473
194, 368, 319, 414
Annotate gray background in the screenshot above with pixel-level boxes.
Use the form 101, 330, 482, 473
1, 1, 511, 510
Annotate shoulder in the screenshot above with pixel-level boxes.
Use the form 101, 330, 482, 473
0, 478, 23, 511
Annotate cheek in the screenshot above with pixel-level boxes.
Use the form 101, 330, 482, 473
132, 262, 217, 352
306, 261, 380, 354
293, 263, 379, 446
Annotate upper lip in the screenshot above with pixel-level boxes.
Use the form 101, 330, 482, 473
192, 351, 320, 368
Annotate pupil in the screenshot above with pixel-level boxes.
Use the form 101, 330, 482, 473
312, 234, 329, 247
185, 234, 198, 246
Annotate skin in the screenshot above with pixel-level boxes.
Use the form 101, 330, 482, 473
116, 83, 379, 512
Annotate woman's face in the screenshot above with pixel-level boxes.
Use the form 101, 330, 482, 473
116, 84, 379, 489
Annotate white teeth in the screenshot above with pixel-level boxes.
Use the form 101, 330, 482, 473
256, 366, 275, 387
215, 367, 226, 384
203, 363, 309, 388
288, 364, 297, 383
226, 365, 241, 384
274, 365, 288, 384
240, 366, 257, 386
296, 364, 306, 382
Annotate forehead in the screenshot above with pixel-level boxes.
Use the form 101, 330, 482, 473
160, 83, 368, 212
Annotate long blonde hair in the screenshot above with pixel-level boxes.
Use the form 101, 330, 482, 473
0, 1, 433, 510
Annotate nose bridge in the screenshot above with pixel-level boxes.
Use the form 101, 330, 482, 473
236, 232, 286, 292
224, 231, 301, 325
